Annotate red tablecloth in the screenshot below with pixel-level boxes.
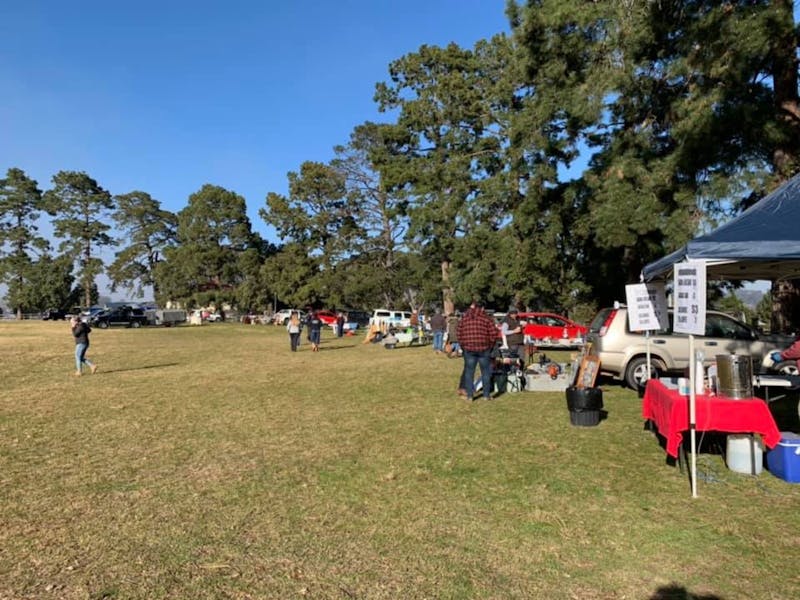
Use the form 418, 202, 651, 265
642, 379, 781, 458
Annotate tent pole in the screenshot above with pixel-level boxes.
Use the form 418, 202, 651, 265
689, 334, 698, 498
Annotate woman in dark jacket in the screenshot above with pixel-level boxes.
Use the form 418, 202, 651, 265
70, 316, 98, 376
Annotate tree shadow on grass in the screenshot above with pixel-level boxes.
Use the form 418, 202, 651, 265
375, 344, 431, 351
650, 584, 724, 600
314, 345, 354, 352
98, 363, 180, 374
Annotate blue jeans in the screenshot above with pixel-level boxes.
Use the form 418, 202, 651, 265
461, 348, 493, 399
75, 343, 93, 372
433, 330, 445, 352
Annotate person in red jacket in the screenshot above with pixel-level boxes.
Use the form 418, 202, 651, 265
456, 300, 499, 401
771, 333, 800, 369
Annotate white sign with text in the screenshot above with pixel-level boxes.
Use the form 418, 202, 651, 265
625, 283, 669, 332
673, 260, 706, 335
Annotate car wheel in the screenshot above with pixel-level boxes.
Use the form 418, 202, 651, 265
624, 356, 663, 390
98, 321, 109, 329
771, 360, 798, 376
131, 321, 141, 328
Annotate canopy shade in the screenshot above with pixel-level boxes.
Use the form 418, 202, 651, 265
642, 174, 800, 281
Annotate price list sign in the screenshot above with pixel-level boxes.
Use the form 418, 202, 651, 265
625, 283, 669, 332
673, 260, 706, 335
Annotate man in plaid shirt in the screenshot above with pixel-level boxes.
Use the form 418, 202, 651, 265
456, 300, 499, 400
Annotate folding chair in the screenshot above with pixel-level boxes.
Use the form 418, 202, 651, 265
507, 364, 525, 392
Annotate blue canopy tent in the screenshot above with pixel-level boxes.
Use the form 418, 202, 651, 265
640, 173, 800, 497
642, 173, 800, 282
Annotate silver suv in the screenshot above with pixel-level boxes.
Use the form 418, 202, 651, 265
586, 306, 792, 388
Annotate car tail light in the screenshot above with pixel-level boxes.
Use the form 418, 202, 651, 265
598, 309, 618, 337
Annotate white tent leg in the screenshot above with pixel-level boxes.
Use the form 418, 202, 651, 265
689, 334, 698, 498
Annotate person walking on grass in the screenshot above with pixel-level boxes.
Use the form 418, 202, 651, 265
287, 311, 302, 352
336, 311, 346, 338
446, 312, 461, 357
456, 300, 498, 401
308, 310, 323, 352
429, 309, 447, 355
70, 316, 97, 376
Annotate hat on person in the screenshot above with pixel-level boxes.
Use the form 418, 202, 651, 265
508, 306, 519, 314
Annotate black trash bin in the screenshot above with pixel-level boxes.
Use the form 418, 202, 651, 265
565, 385, 603, 427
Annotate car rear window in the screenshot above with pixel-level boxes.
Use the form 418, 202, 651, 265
588, 308, 615, 333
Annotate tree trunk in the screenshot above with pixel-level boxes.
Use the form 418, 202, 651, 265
441, 259, 454, 315
16, 271, 23, 319
769, 0, 800, 332
771, 280, 800, 333
83, 236, 92, 308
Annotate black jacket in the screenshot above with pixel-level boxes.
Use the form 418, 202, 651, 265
72, 322, 92, 345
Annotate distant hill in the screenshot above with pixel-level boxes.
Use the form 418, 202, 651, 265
735, 289, 764, 309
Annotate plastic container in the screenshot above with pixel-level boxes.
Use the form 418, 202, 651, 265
766, 432, 800, 483
565, 386, 603, 427
565, 386, 603, 411
716, 354, 753, 399
726, 434, 764, 475
569, 410, 600, 426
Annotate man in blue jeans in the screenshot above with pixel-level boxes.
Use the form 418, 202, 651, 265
429, 309, 447, 354
456, 300, 499, 401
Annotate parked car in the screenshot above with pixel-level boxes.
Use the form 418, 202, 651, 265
517, 312, 588, 343
343, 310, 371, 329
90, 306, 149, 329
80, 306, 106, 323
586, 306, 792, 389
314, 309, 339, 328
41, 309, 66, 320
370, 309, 413, 328
206, 312, 223, 322
272, 309, 305, 326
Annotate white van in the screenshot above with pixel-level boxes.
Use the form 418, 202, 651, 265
370, 309, 413, 328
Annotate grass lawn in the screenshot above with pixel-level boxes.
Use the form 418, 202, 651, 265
1, 321, 799, 599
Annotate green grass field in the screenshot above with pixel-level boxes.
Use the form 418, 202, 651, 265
2, 321, 799, 599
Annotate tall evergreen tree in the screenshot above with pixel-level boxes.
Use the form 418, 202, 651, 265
25, 253, 76, 312
374, 42, 510, 313
155, 184, 260, 308
331, 122, 410, 308
0, 168, 49, 318
260, 161, 358, 307
259, 242, 321, 308
510, 0, 800, 319
108, 191, 178, 298
43, 171, 115, 308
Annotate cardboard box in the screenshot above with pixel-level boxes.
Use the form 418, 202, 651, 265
766, 432, 800, 483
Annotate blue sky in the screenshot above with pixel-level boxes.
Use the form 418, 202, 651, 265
1, 1, 511, 248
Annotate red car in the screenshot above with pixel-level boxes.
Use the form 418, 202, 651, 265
314, 310, 339, 328
516, 312, 588, 341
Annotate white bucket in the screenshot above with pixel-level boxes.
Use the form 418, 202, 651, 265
726, 434, 764, 475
